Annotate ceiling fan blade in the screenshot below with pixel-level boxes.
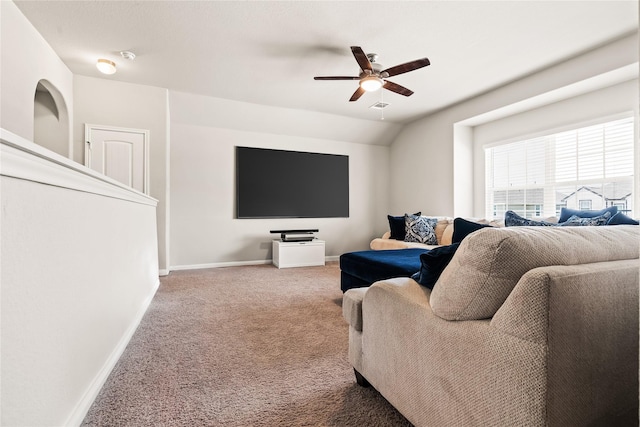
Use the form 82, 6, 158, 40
349, 86, 366, 102
382, 58, 430, 77
314, 76, 360, 80
383, 80, 414, 97
351, 46, 372, 72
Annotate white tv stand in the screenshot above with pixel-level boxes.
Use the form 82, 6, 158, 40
272, 239, 325, 269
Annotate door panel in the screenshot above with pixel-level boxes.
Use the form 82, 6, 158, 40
104, 140, 135, 187
85, 125, 148, 194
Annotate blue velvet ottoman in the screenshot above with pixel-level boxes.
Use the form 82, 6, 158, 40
339, 248, 428, 292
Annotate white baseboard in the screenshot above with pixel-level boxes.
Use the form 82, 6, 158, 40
170, 259, 271, 271
158, 269, 170, 276
64, 278, 161, 427
170, 256, 338, 271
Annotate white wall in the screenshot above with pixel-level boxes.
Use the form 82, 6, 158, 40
1, 131, 159, 426
390, 33, 639, 218
34, 87, 69, 156
0, 1, 73, 154
74, 76, 170, 274
169, 91, 394, 268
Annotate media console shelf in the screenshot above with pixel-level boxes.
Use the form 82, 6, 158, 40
272, 239, 325, 269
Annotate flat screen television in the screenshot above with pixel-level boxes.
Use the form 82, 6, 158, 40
236, 146, 349, 218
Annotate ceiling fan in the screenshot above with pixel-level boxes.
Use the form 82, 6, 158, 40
314, 46, 430, 102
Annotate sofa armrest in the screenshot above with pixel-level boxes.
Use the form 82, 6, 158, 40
492, 259, 639, 343
343, 287, 367, 331
490, 259, 639, 425
370, 238, 439, 251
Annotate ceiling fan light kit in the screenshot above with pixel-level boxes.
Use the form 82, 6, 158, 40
314, 46, 430, 102
359, 75, 383, 92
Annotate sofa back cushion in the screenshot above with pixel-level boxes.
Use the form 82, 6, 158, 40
434, 218, 452, 245
430, 225, 639, 321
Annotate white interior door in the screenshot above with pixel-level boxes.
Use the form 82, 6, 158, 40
85, 124, 149, 194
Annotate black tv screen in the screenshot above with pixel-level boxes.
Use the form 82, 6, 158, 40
236, 147, 349, 218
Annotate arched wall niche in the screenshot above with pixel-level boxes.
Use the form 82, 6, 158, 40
34, 79, 71, 158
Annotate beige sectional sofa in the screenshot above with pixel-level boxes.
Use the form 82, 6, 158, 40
343, 225, 639, 426
370, 216, 555, 250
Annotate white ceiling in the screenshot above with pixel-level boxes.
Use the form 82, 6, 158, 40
15, 1, 639, 124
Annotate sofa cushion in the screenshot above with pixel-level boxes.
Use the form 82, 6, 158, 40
434, 218, 452, 245
505, 210, 556, 227
340, 248, 427, 291
558, 206, 617, 223
440, 222, 454, 245
340, 272, 372, 293
404, 214, 438, 244
608, 212, 640, 225
430, 225, 640, 321
388, 212, 420, 240
411, 243, 460, 289
452, 217, 492, 244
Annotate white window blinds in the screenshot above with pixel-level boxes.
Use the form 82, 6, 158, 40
485, 116, 634, 220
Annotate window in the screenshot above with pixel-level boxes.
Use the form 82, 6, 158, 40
485, 116, 634, 219
578, 200, 592, 210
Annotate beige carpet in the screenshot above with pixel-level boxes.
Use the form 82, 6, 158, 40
82, 262, 413, 426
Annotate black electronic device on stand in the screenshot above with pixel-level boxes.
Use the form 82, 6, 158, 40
270, 229, 319, 242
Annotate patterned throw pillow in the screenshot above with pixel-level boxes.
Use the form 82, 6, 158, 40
504, 210, 556, 227
559, 211, 612, 226
404, 214, 438, 244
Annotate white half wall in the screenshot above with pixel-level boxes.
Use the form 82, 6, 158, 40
0, 130, 159, 426
169, 91, 392, 268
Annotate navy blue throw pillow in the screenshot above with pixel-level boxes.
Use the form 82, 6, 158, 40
558, 206, 618, 223
452, 218, 492, 244
607, 212, 639, 225
388, 211, 421, 240
504, 210, 555, 227
412, 243, 461, 289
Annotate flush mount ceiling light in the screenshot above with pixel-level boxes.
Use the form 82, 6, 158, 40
96, 58, 116, 74
359, 75, 384, 92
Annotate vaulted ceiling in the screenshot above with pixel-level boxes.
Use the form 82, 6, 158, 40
15, 1, 639, 123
